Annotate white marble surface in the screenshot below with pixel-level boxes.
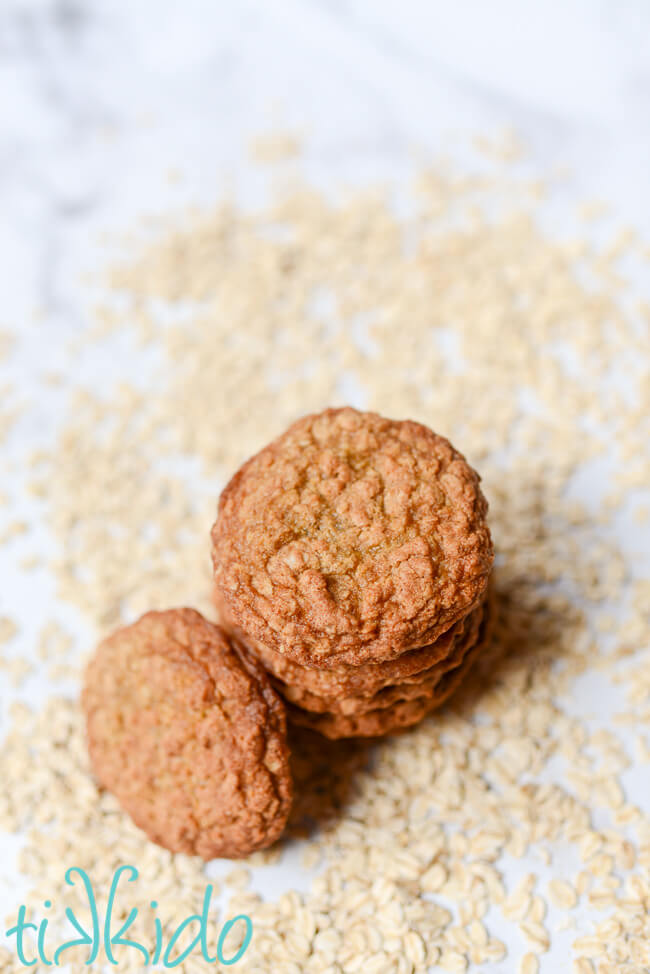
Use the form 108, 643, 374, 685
1, 2, 650, 970
2, 0, 650, 336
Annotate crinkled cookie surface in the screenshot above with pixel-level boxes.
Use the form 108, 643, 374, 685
212, 408, 493, 666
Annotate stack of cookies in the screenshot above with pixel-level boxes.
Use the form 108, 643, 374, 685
212, 407, 493, 739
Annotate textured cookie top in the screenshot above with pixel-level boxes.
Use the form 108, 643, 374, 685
212, 408, 493, 666
82, 609, 292, 860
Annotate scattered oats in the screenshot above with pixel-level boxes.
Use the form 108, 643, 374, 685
576, 871, 592, 896
579, 832, 603, 862
47, 662, 78, 682
602, 227, 637, 261
468, 919, 488, 947
614, 803, 642, 824
473, 128, 525, 162
421, 863, 447, 892
404, 931, 426, 966
18, 554, 41, 571
577, 200, 608, 222
589, 853, 614, 877
8, 701, 31, 733
520, 920, 550, 953
548, 879, 578, 910
529, 895, 547, 924
0, 330, 15, 360
250, 131, 302, 163
438, 949, 468, 973
572, 936, 606, 958
556, 915, 576, 932
0, 616, 18, 644
224, 867, 251, 890
483, 939, 507, 961
504, 875, 536, 920
8, 657, 32, 688
300, 844, 322, 870
43, 370, 63, 386
37, 621, 75, 661
519, 952, 540, 974
26, 480, 48, 498
0, 520, 28, 544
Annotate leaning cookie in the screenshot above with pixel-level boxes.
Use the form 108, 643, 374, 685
82, 608, 292, 860
212, 407, 493, 668
286, 604, 492, 739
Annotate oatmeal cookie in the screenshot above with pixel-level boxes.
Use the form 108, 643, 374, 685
287, 603, 493, 738
82, 608, 292, 859
268, 601, 484, 716
212, 408, 493, 667
216, 588, 484, 699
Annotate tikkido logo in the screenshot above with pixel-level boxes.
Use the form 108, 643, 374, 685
4, 865, 252, 967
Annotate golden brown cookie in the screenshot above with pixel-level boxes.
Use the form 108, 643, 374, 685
82, 608, 292, 860
212, 407, 493, 668
286, 603, 492, 739
216, 588, 484, 699
268, 601, 484, 716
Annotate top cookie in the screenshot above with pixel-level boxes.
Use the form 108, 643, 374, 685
83, 608, 292, 860
212, 408, 493, 667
